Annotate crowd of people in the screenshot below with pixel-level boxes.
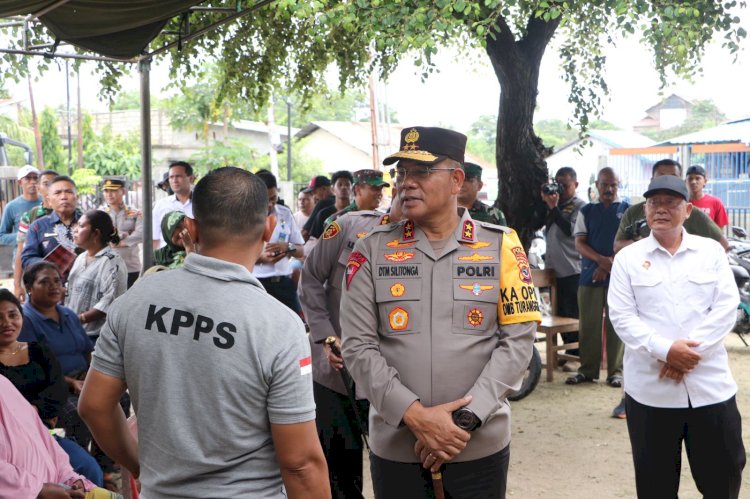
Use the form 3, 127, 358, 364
0, 124, 744, 499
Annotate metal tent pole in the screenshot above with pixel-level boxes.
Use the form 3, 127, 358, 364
140, 58, 153, 271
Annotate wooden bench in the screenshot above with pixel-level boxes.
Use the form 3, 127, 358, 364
532, 268, 580, 382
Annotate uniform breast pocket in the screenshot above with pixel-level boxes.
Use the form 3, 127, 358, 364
374, 280, 421, 336
686, 272, 718, 304
451, 280, 499, 336
630, 274, 663, 308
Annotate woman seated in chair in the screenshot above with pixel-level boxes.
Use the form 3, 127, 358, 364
0, 288, 103, 486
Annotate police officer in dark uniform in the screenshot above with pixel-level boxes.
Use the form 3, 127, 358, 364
458, 162, 506, 226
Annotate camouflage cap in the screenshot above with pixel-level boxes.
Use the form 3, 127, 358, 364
463, 162, 483, 180
353, 169, 389, 187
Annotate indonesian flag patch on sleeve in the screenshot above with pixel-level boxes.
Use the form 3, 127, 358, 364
299, 356, 312, 375
498, 230, 542, 325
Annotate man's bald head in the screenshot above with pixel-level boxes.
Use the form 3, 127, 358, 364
192, 167, 268, 245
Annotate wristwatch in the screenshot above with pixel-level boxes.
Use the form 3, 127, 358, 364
287, 242, 297, 254
452, 407, 482, 432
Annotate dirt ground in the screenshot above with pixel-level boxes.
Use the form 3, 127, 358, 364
362, 333, 750, 498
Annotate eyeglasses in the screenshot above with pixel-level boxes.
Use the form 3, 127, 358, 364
389, 166, 457, 184
646, 198, 684, 209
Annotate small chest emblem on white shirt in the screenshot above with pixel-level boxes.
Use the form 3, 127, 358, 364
642, 260, 651, 270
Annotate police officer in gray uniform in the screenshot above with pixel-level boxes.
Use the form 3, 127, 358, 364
341, 127, 538, 499
300, 203, 398, 499
101, 178, 143, 287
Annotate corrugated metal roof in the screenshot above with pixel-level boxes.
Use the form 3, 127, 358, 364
658, 117, 750, 146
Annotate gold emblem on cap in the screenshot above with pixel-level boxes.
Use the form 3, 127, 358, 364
403, 128, 420, 151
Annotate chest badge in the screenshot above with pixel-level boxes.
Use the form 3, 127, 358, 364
460, 283, 494, 296
643, 260, 651, 270
459, 253, 493, 262
467, 308, 484, 327
389, 307, 409, 331
386, 238, 416, 248
461, 241, 491, 250
384, 251, 415, 262
356, 231, 368, 239
390, 283, 405, 297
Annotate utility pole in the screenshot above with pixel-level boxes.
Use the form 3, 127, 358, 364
65, 60, 72, 175
286, 97, 292, 182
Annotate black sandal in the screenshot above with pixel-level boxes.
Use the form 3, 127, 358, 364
565, 373, 594, 385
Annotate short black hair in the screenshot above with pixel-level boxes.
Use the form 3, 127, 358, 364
193, 167, 268, 244
50, 175, 76, 188
83, 209, 121, 246
555, 167, 577, 180
256, 170, 278, 190
331, 170, 353, 185
652, 159, 682, 176
23, 261, 60, 290
41, 169, 58, 177
0, 288, 22, 314
169, 161, 194, 176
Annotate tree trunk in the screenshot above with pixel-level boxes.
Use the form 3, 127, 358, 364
485, 15, 560, 248
27, 77, 44, 167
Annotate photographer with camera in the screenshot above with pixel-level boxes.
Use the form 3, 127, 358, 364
542, 167, 586, 362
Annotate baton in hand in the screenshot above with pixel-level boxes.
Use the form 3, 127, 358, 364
324, 336, 369, 449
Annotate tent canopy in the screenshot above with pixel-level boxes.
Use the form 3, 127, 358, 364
0, 0, 202, 58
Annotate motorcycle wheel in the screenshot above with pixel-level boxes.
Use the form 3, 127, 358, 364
508, 347, 542, 401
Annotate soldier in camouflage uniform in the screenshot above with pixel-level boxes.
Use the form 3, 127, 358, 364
322, 169, 390, 227
459, 162, 507, 226
13, 170, 57, 301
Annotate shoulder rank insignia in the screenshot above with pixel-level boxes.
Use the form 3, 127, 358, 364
458, 253, 493, 262
384, 251, 415, 262
462, 220, 475, 242
403, 220, 415, 241
460, 283, 494, 296
322, 221, 341, 240
379, 214, 391, 225
461, 241, 491, 250
386, 238, 416, 248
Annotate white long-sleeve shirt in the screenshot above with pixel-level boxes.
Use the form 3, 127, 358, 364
608, 229, 739, 408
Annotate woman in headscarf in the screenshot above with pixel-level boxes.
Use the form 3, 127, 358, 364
152, 210, 195, 269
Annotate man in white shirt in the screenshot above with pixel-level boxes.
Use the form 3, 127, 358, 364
152, 161, 194, 249
253, 170, 305, 315
608, 175, 745, 498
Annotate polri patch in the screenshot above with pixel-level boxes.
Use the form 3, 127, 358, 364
346, 251, 367, 289
322, 221, 341, 240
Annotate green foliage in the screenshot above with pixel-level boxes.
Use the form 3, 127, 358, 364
188, 138, 260, 174
84, 126, 141, 179
109, 90, 161, 111
641, 98, 727, 142
70, 168, 101, 196
39, 107, 66, 172
0, 115, 35, 166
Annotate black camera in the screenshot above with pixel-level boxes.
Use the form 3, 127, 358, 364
542, 181, 562, 196
625, 218, 649, 240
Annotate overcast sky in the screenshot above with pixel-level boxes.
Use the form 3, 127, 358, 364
7, 13, 750, 135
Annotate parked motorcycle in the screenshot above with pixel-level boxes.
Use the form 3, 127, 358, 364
728, 226, 750, 345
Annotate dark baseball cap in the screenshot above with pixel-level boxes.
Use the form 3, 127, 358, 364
303, 175, 332, 193
463, 162, 483, 180
643, 175, 689, 200
685, 165, 706, 177
383, 126, 467, 166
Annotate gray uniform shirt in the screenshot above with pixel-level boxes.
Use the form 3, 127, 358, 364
340, 209, 536, 463
91, 253, 315, 498
103, 204, 143, 273
544, 196, 585, 278
300, 210, 386, 395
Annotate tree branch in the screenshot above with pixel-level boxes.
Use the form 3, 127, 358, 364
518, 14, 561, 66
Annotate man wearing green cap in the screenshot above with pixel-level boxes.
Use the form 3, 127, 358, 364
323, 169, 389, 227
458, 162, 507, 226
